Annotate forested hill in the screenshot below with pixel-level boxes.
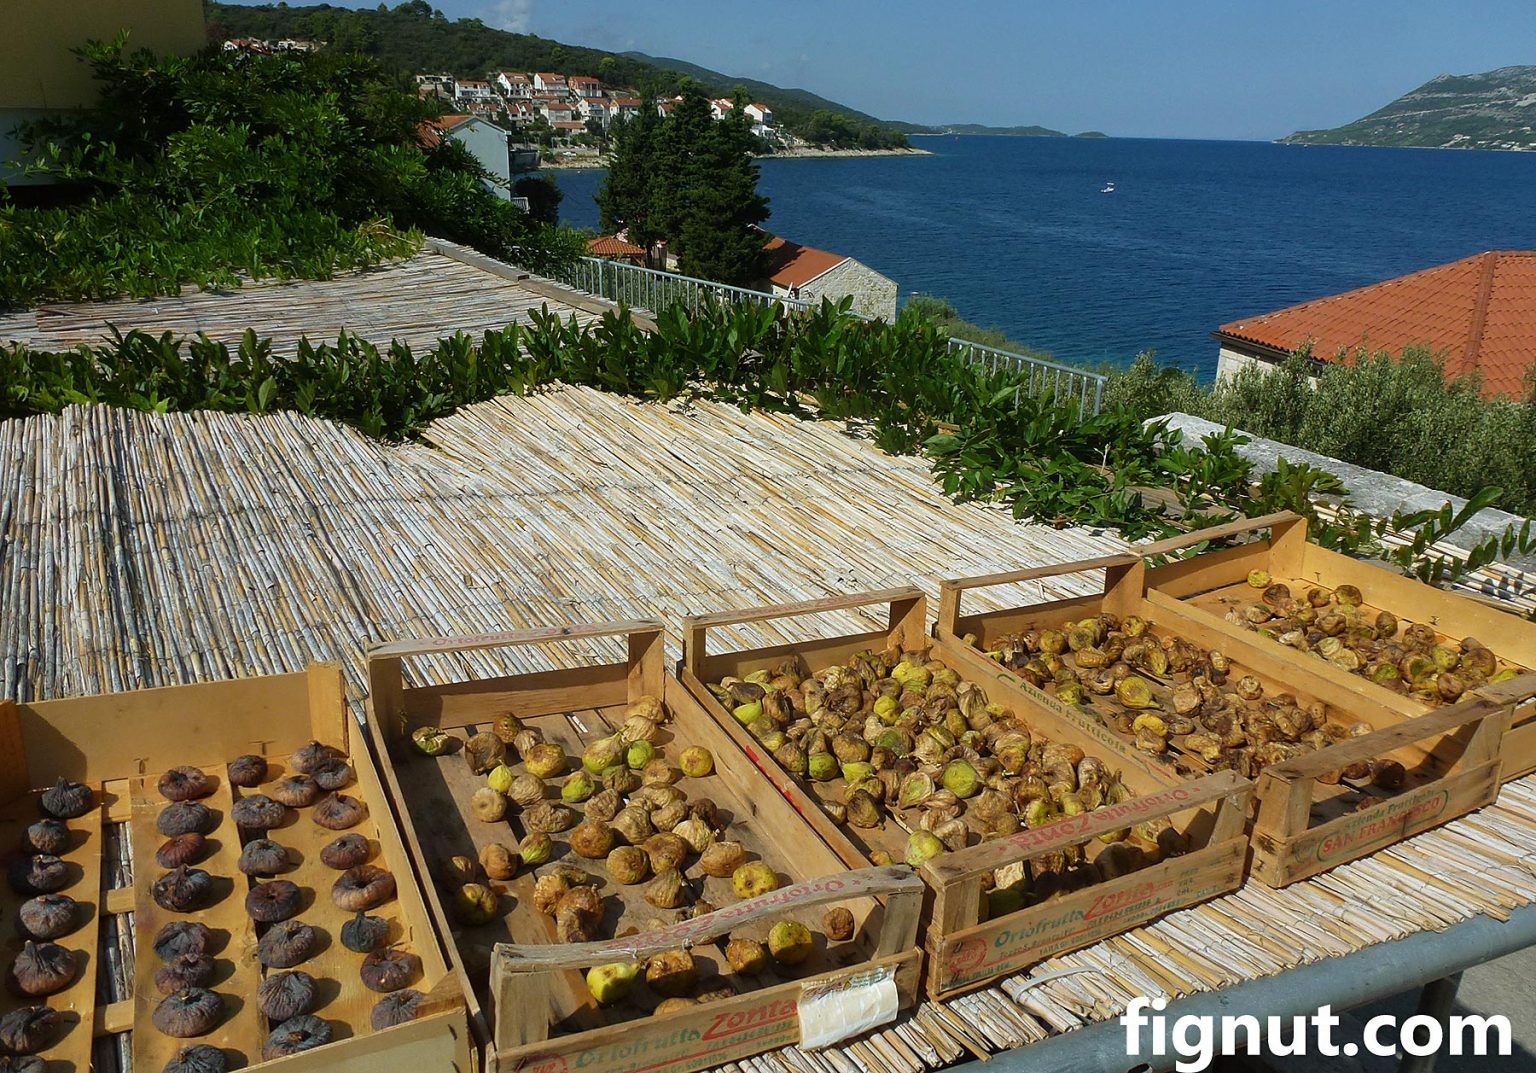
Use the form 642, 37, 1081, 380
207, 2, 908, 147
1282, 66, 1536, 151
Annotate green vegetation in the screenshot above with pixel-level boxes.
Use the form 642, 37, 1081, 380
208, 2, 911, 149
597, 87, 768, 285
905, 294, 1055, 359
1105, 347, 1536, 518
794, 111, 913, 151
4, 298, 1525, 585
0, 37, 582, 311
1283, 65, 1536, 150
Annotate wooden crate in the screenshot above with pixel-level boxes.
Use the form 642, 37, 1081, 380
364, 620, 925, 1073
677, 588, 1251, 999
1141, 511, 1536, 778
936, 551, 1526, 887
0, 664, 471, 1073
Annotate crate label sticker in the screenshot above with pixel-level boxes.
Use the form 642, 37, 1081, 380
797, 966, 898, 1049
1314, 785, 1452, 864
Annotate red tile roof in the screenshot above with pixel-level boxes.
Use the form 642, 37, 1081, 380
1215, 251, 1536, 398
587, 236, 646, 257
417, 114, 474, 146
763, 235, 847, 289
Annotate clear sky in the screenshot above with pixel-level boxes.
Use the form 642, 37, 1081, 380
233, 0, 1536, 139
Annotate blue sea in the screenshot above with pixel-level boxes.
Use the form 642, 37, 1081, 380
550, 136, 1536, 380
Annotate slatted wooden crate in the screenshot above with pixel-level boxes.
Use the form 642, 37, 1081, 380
0, 664, 471, 1073
364, 620, 925, 1073
1143, 511, 1536, 778
677, 589, 1251, 999
936, 550, 1527, 887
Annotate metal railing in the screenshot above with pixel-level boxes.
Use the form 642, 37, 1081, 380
944, 337, 1106, 416
565, 256, 1106, 415
563, 257, 811, 317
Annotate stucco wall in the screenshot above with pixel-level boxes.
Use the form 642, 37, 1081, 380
803, 258, 898, 320
1216, 344, 1320, 387
449, 120, 512, 198
3, 0, 205, 181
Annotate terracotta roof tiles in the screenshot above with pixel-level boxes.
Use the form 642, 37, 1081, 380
1215, 251, 1536, 398
763, 235, 848, 289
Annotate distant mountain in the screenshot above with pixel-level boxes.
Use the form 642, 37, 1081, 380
1283, 66, 1536, 151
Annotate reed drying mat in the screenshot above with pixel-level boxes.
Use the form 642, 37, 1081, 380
5, 394, 1536, 1072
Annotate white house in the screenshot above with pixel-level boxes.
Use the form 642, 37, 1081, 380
533, 72, 568, 95
424, 115, 514, 199
610, 96, 642, 122
504, 100, 537, 126
453, 79, 497, 104
495, 71, 532, 98
577, 97, 610, 127
569, 76, 603, 99
535, 98, 575, 123
744, 102, 774, 126
709, 98, 736, 121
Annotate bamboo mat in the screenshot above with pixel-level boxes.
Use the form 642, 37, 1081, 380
0, 245, 599, 355
4, 393, 1536, 1072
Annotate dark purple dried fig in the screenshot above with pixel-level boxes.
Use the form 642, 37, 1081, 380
157, 802, 216, 838
290, 741, 342, 775
17, 895, 76, 940
156, 833, 208, 869
360, 947, 419, 993
154, 955, 214, 996
152, 921, 212, 961
237, 839, 290, 877
227, 755, 268, 788
6, 940, 74, 997
257, 970, 316, 1021
162, 1044, 228, 1073
332, 866, 395, 912
0, 1006, 59, 1055
245, 880, 301, 923
340, 911, 390, 954
153, 867, 214, 913
39, 778, 93, 820
152, 987, 223, 1038
311, 758, 353, 791
270, 775, 320, 809
158, 767, 213, 802
20, 820, 68, 856
8, 856, 67, 896
231, 795, 287, 832
319, 833, 369, 870
261, 1014, 332, 1060
370, 989, 423, 1029
256, 920, 316, 969
313, 793, 366, 831
0, 1055, 46, 1073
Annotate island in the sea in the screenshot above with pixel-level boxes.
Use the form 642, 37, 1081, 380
1282, 65, 1536, 151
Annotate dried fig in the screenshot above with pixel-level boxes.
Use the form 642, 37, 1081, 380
227, 755, 269, 788
313, 793, 367, 830
7, 940, 74, 997
651, 800, 688, 832
289, 741, 342, 775
39, 779, 93, 820
8, 856, 67, 897
158, 802, 216, 838
257, 970, 316, 1021
231, 795, 287, 832
569, 821, 617, 859
508, 773, 546, 808
698, 841, 746, 878
152, 987, 223, 1037
823, 907, 855, 941
153, 867, 213, 912
469, 788, 507, 823
602, 767, 641, 795
158, 767, 213, 802
237, 839, 290, 876
271, 775, 321, 808
724, 937, 767, 975
531, 875, 570, 915
153, 922, 212, 961
154, 954, 214, 996
645, 950, 698, 998
157, 833, 209, 869
644, 868, 688, 909
341, 911, 390, 954
370, 989, 423, 1029
319, 832, 370, 869
612, 805, 654, 846
332, 866, 395, 912
519, 832, 554, 866
465, 732, 506, 776
262, 1015, 331, 1060
607, 846, 650, 884
245, 880, 302, 923
16, 895, 75, 941
0, 1006, 59, 1055
643, 833, 689, 873
311, 758, 353, 791
257, 920, 317, 968
20, 820, 68, 857
163, 1044, 228, 1073
523, 801, 575, 834
360, 948, 419, 993
555, 886, 602, 943
479, 843, 517, 881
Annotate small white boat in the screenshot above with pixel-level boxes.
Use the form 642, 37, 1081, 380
1101, 182, 1116, 193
